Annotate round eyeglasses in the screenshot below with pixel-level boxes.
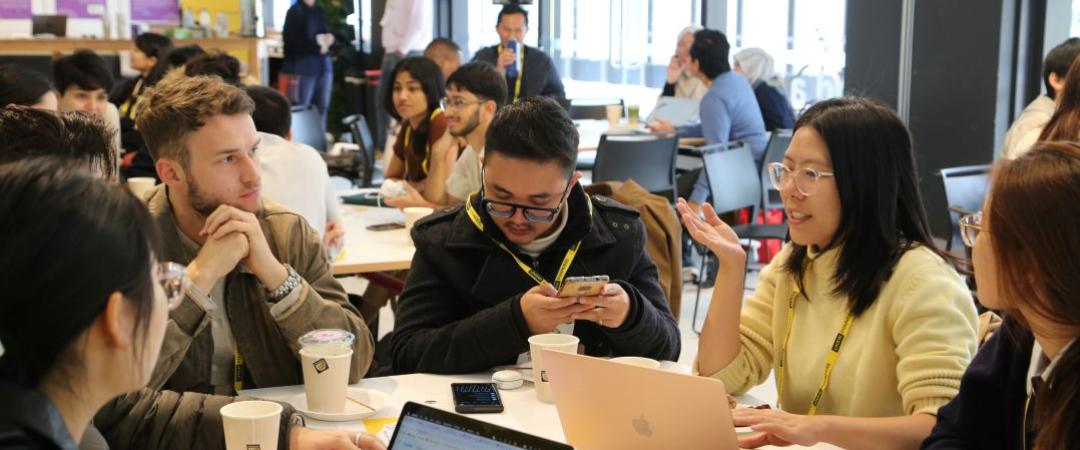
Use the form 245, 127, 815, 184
958, 212, 983, 247
440, 97, 487, 111
767, 162, 835, 197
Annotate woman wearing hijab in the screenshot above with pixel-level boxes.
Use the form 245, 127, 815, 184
734, 47, 796, 132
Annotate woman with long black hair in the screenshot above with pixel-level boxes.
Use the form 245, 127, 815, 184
681, 97, 979, 449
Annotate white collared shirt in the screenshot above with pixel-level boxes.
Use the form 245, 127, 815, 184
1026, 337, 1077, 395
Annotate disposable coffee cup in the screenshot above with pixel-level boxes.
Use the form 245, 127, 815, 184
605, 104, 622, 126
220, 400, 282, 450
610, 356, 661, 369
298, 329, 355, 413
528, 333, 580, 403
127, 177, 156, 199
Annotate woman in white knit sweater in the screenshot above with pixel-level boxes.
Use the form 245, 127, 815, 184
678, 97, 978, 449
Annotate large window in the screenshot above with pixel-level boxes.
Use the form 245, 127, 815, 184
466, 2, 540, 56
726, 0, 846, 112
553, 0, 702, 114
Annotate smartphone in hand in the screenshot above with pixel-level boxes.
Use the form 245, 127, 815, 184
555, 275, 610, 297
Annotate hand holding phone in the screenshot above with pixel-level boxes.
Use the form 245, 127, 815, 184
451, 383, 504, 414
556, 275, 610, 298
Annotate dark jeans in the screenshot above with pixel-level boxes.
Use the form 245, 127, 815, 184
296, 70, 334, 133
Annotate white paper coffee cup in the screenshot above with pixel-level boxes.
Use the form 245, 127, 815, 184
610, 356, 661, 369
220, 400, 282, 450
297, 329, 355, 414
300, 347, 353, 413
127, 177, 156, 199
605, 104, 622, 126
528, 333, 580, 403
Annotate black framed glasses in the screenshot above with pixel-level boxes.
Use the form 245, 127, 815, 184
482, 180, 574, 223
440, 96, 487, 111
958, 212, 983, 247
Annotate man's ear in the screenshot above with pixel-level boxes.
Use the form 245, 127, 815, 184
156, 158, 184, 187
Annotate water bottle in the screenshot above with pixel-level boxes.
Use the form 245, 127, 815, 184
506, 39, 521, 79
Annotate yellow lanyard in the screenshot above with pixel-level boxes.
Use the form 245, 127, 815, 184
464, 192, 589, 289
403, 108, 443, 178
776, 284, 855, 416
120, 77, 144, 118
233, 342, 245, 393
1022, 393, 1032, 450
497, 44, 525, 103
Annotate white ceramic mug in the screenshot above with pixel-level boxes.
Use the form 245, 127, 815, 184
528, 333, 580, 403
220, 400, 282, 450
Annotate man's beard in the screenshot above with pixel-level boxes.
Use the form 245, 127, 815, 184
186, 173, 259, 217
449, 109, 481, 138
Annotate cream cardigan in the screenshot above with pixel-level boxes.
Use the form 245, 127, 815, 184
701, 243, 978, 417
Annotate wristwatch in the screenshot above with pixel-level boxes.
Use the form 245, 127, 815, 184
268, 264, 301, 302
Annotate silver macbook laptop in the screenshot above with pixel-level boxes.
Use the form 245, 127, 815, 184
544, 350, 740, 450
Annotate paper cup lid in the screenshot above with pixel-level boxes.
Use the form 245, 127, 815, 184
298, 329, 355, 348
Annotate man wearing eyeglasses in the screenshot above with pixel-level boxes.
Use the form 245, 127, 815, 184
389, 97, 680, 375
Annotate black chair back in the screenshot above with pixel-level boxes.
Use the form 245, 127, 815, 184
592, 134, 678, 202
342, 114, 380, 187
939, 164, 991, 251
569, 99, 624, 121
760, 129, 793, 212
701, 141, 761, 218
291, 106, 326, 152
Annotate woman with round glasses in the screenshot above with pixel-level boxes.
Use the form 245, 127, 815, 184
923, 142, 1080, 449
0, 158, 173, 448
678, 97, 978, 448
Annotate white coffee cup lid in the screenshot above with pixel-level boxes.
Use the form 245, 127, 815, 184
298, 329, 355, 348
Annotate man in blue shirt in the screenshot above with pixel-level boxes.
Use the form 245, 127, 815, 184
668, 29, 768, 213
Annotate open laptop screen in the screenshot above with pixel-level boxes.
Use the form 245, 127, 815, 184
388, 402, 571, 450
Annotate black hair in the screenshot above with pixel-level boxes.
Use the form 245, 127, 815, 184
0, 106, 117, 179
53, 50, 114, 95
145, 45, 206, 86
689, 29, 732, 79
783, 97, 950, 317
0, 158, 161, 388
184, 52, 242, 86
134, 32, 172, 60
167, 45, 206, 68
446, 61, 508, 109
383, 57, 445, 162
244, 85, 292, 138
0, 65, 54, 107
485, 96, 578, 174
497, 4, 529, 27
1044, 37, 1080, 99
425, 37, 461, 54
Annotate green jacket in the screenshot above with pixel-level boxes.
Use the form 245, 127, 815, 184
94, 184, 373, 450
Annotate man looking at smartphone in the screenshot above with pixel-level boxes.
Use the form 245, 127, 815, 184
389, 97, 679, 375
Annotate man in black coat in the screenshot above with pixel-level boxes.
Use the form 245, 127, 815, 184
390, 97, 680, 375
471, 4, 566, 104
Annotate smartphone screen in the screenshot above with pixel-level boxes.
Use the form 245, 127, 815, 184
451, 383, 504, 413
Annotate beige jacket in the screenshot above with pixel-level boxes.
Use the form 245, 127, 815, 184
94, 184, 373, 450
